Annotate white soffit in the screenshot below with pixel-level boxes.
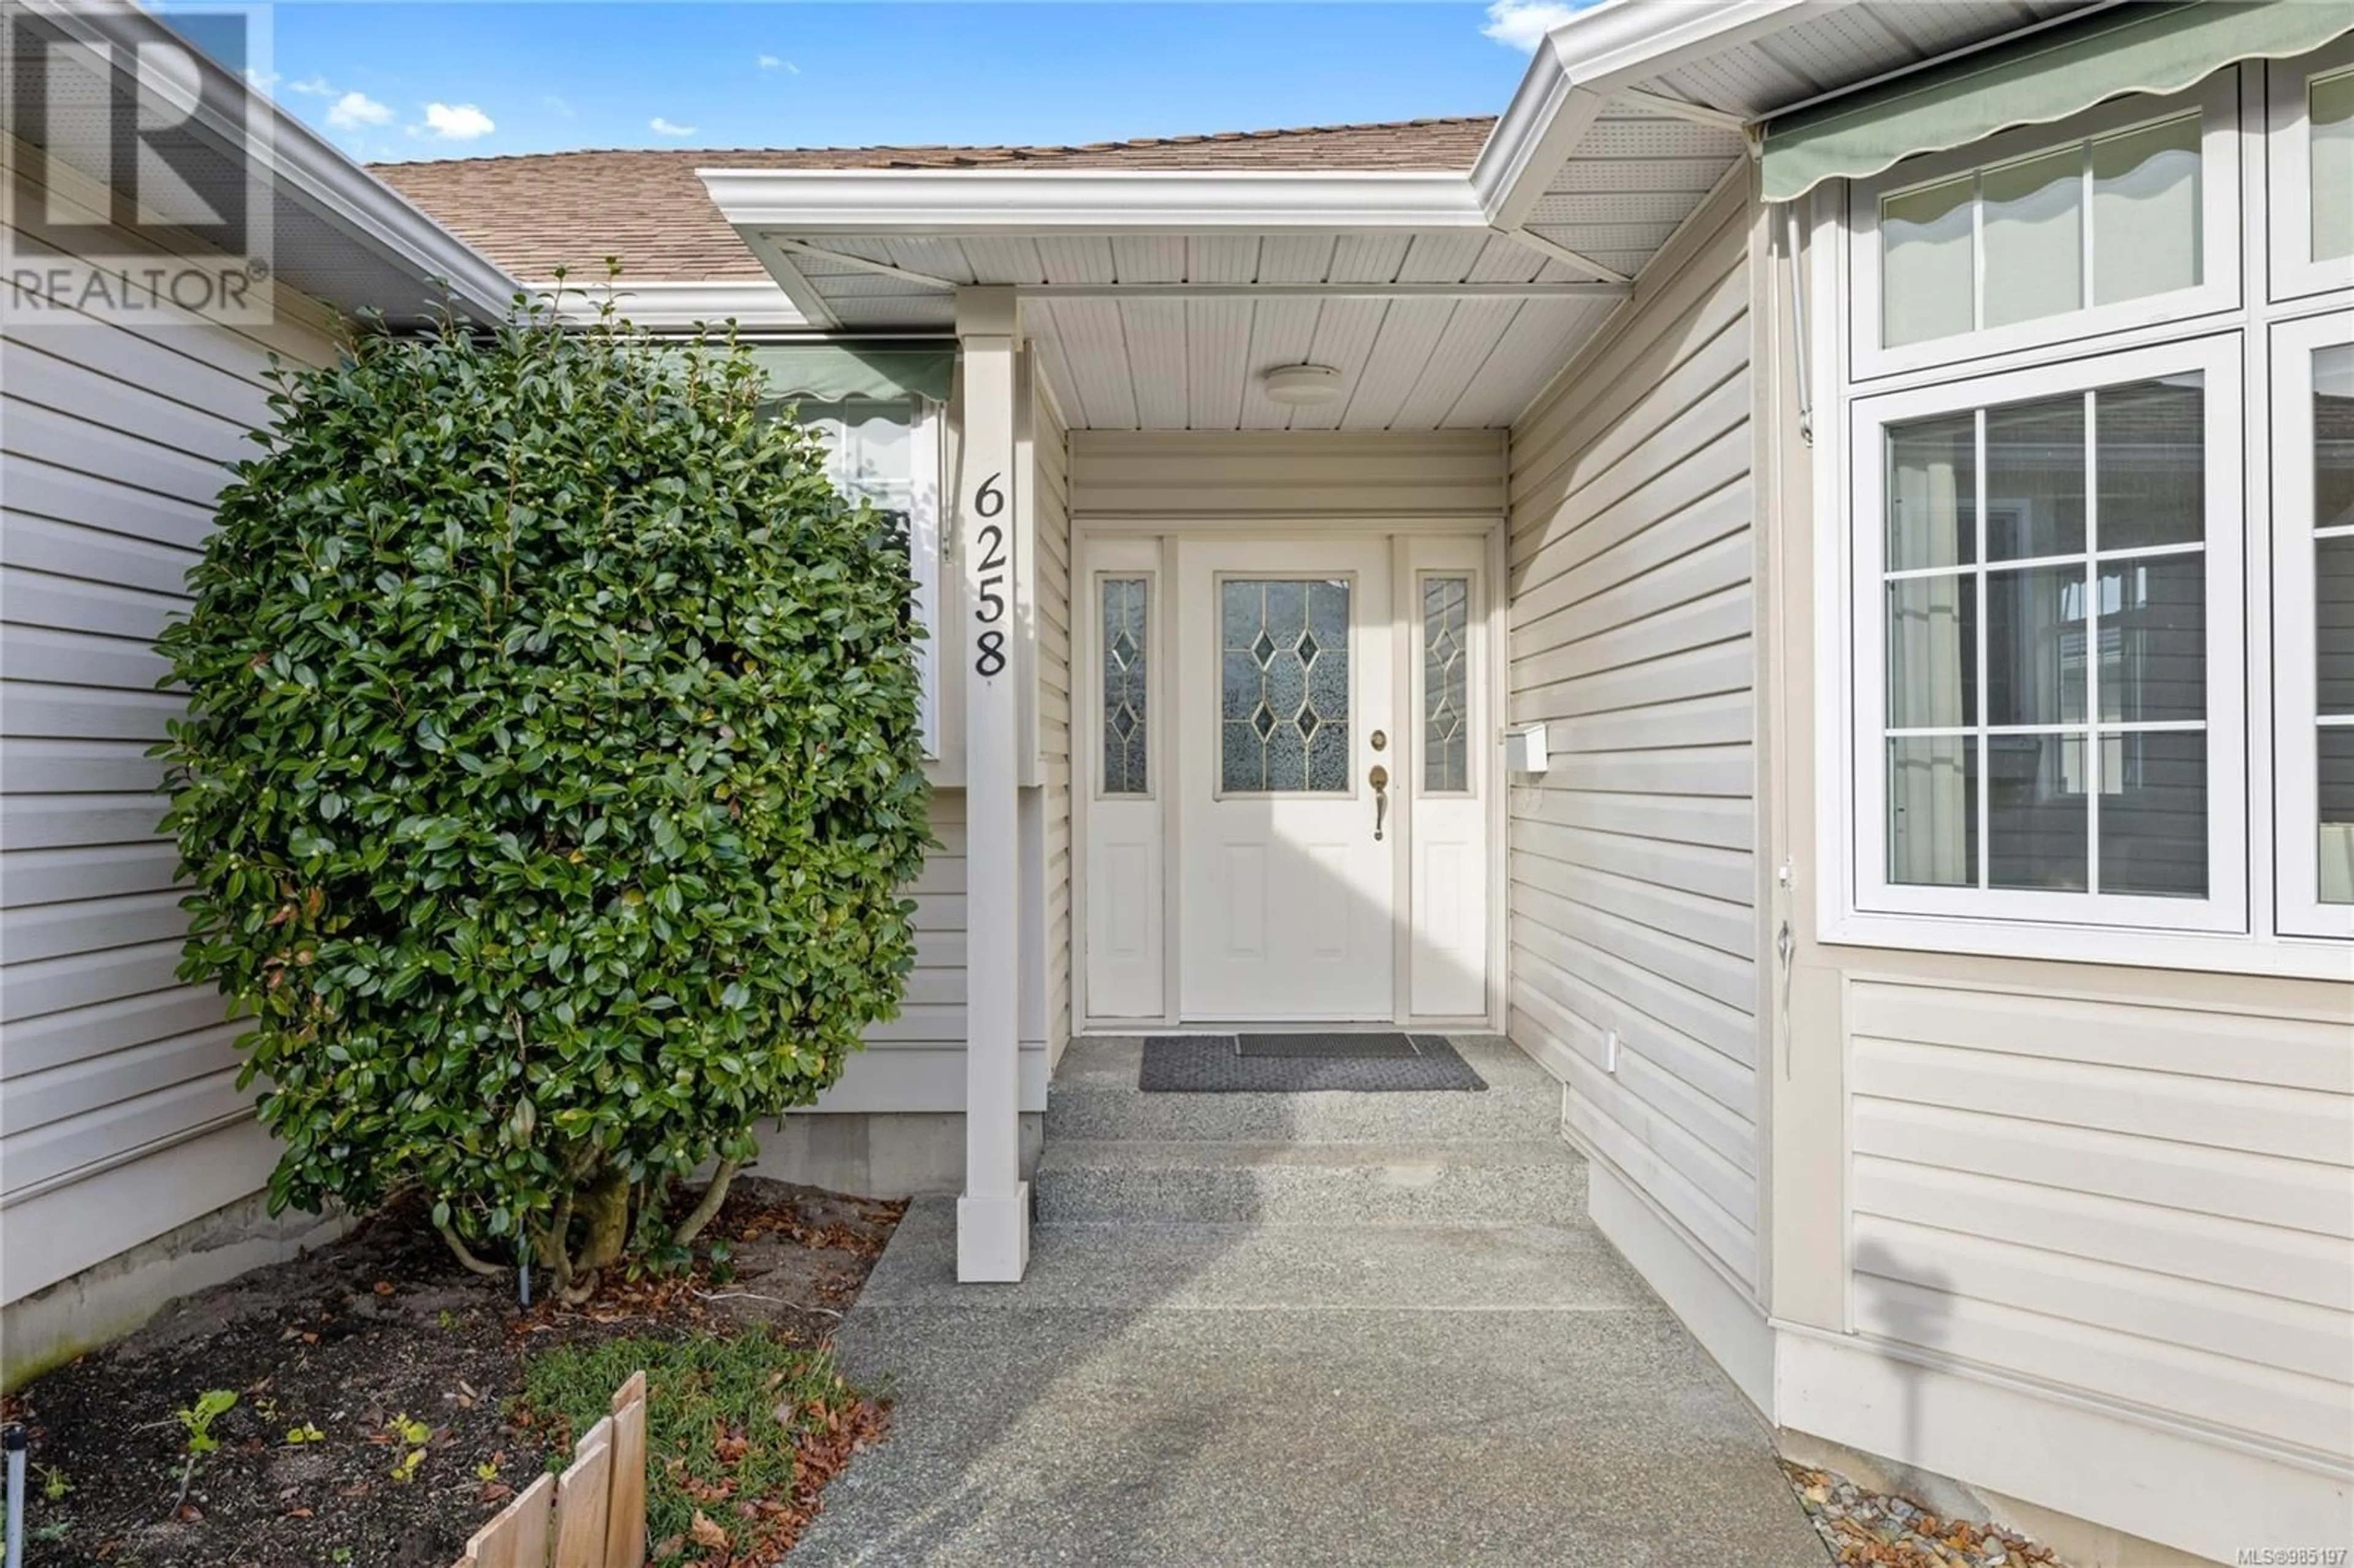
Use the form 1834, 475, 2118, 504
1632, 0, 2096, 122
769, 227, 1626, 430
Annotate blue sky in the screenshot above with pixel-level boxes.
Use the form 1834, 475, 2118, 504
218, 2, 1574, 164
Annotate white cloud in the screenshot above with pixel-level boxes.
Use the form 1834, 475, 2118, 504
1482, 0, 1579, 51
420, 102, 496, 141
649, 116, 698, 137
756, 53, 797, 74
246, 68, 280, 92
326, 90, 393, 130
288, 74, 335, 97
543, 94, 576, 116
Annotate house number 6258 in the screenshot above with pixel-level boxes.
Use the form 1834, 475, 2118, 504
972, 471, 1008, 677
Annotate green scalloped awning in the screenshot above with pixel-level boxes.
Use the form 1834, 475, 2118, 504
1761, 0, 2354, 204
745, 342, 954, 404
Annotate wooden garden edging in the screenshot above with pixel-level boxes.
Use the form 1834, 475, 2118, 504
455, 1370, 647, 1568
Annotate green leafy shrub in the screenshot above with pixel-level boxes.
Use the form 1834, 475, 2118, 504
156, 283, 929, 1296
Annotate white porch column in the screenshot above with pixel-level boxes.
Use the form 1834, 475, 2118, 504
954, 284, 1030, 1282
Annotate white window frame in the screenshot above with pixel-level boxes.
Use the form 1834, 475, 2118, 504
1848, 73, 2242, 385
2266, 37, 2354, 303
2271, 308, 2354, 938
1848, 335, 2249, 934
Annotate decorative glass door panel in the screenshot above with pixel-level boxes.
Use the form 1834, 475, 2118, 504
1219, 579, 1351, 793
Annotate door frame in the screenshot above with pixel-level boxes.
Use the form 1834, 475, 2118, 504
1071, 516, 1509, 1035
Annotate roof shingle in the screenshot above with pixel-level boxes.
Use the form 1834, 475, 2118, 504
371, 117, 1495, 283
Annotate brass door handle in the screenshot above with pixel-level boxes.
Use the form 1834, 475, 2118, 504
1368, 764, 1389, 841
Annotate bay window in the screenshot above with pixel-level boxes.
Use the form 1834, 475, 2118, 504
1826, 48, 2353, 969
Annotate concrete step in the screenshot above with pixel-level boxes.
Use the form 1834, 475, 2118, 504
858, 1199, 1646, 1311
1045, 1035, 1564, 1144
1044, 1081, 1561, 1143
1032, 1138, 1588, 1225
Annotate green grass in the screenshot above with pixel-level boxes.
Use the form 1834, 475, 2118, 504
519, 1332, 876, 1563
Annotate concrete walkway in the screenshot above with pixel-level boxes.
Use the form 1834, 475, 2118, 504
790, 1038, 1830, 1567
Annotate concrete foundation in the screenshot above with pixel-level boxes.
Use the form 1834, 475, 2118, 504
750, 1111, 1043, 1199
2, 1191, 346, 1388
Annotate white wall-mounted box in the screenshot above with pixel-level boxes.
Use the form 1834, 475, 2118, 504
1504, 724, 1550, 775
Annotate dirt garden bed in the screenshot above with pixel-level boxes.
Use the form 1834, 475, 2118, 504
2, 1178, 904, 1567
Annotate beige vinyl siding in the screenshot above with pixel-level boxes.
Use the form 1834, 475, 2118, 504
1069, 430, 1506, 521
1034, 378, 1075, 1070
1848, 980, 2353, 1464
813, 787, 986, 1111
1503, 179, 1762, 1296
0, 247, 341, 1304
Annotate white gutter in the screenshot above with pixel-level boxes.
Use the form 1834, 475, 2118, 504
540, 279, 812, 332
39, 0, 518, 321
699, 167, 1492, 237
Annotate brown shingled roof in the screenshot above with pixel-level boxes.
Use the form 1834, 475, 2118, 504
371, 116, 1496, 283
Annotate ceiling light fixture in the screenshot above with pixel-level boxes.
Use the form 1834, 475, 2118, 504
1260, 363, 1346, 406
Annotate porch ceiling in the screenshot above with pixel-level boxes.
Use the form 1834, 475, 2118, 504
779, 228, 1624, 431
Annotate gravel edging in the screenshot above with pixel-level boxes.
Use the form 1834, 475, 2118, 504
1783, 1461, 2071, 1568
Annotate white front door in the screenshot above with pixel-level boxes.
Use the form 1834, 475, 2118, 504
1177, 539, 1395, 1020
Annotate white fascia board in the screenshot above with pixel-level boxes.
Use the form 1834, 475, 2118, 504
1474, 40, 1606, 226
48, 0, 519, 320
1539, 0, 1845, 91
537, 280, 810, 332
1471, 0, 1843, 227
699, 168, 1491, 237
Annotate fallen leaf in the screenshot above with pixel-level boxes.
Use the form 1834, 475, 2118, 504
285, 1507, 314, 1520
689, 1509, 731, 1550
373, 1281, 395, 1296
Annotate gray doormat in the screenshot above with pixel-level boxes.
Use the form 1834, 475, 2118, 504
1140, 1033, 1487, 1093
1237, 1032, 1420, 1059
